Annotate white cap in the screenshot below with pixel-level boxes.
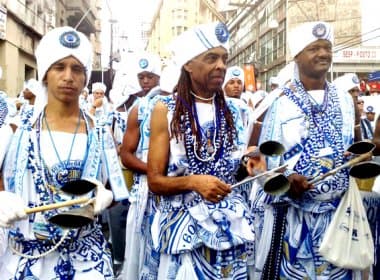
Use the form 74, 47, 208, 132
288, 21, 334, 58
223, 66, 244, 89
92, 82, 107, 93
170, 22, 230, 67
364, 105, 375, 113
133, 51, 161, 77
333, 73, 360, 93
269, 76, 279, 86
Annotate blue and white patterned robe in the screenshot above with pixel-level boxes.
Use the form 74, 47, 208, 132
0, 106, 124, 280
252, 79, 365, 279
151, 95, 255, 280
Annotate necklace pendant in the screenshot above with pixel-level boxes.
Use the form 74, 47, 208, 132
58, 169, 69, 180
207, 145, 214, 154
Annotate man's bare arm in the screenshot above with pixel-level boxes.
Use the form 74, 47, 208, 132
147, 101, 231, 203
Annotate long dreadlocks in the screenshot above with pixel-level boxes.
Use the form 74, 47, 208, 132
170, 67, 236, 147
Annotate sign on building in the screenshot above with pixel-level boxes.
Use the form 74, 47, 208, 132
334, 48, 380, 63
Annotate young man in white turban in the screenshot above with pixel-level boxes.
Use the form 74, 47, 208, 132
147, 22, 255, 279
115, 51, 161, 115
223, 65, 245, 99
102, 51, 162, 277
118, 61, 179, 280
252, 21, 363, 279
0, 26, 128, 279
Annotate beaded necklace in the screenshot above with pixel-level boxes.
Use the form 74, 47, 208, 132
182, 97, 236, 183
283, 79, 348, 188
43, 109, 82, 181
7, 108, 95, 259
192, 101, 218, 161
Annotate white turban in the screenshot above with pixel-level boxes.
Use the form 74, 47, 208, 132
35, 26, 93, 86
133, 51, 161, 77
288, 21, 334, 58
32, 26, 92, 123
92, 82, 107, 93
269, 76, 279, 86
364, 105, 375, 114
160, 63, 180, 93
170, 22, 230, 67
333, 73, 360, 93
223, 66, 244, 89
25, 78, 42, 97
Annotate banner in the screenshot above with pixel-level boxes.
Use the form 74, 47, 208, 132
243, 63, 256, 92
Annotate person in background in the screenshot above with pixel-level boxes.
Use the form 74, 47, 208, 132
254, 21, 359, 279
222, 65, 255, 161
361, 105, 375, 140
119, 62, 179, 280
223, 65, 244, 99
88, 82, 112, 118
0, 26, 125, 279
365, 105, 376, 124
115, 51, 161, 114
268, 76, 279, 91
22, 78, 41, 106
0, 94, 12, 166
147, 22, 255, 279
333, 73, 363, 141
112, 52, 162, 150
107, 51, 162, 277
79, 86, 89, 111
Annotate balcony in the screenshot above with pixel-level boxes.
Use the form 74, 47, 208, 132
5, 0, 47, 35
65, 0, 96, 35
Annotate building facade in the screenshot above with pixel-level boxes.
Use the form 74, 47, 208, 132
146, 0, 225, 65
0, 0, 101, 97
226, 0, 380, 91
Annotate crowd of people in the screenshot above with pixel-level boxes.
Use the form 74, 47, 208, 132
0, 20, 380, 280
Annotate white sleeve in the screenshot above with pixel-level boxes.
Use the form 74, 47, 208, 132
0, 125, 13, 167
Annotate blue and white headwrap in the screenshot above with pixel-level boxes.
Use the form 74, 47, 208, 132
170, 22, 230, 67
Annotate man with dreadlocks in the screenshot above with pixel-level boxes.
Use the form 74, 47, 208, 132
147, 22, 255, 279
